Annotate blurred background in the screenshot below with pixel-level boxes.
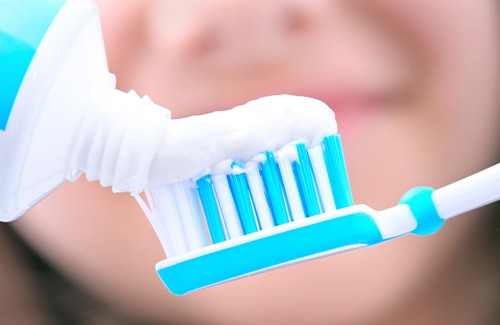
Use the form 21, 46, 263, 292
1, 0, 499, 324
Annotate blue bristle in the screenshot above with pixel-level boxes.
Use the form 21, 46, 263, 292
294, 143, 321, 217
323, 134, 354, 208
196, 176, 226, 243
143, 133, 359, 294
170, 135, 352, 243
228, 162, 258, 234
261, 151, 289, 225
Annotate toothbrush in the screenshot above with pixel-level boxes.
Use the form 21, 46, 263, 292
1, 0, 498, 297
135, 135, 500, 296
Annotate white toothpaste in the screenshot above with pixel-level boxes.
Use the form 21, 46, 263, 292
0, 0, 336, 221
149, 95, 337, 185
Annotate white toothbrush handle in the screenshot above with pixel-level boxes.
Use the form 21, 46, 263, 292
432, 163, 500, 220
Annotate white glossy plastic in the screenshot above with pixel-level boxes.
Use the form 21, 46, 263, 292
433, 163, 500, 220
0, 0, 170, 221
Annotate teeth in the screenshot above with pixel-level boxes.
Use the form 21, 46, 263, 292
139, 135, 352, 258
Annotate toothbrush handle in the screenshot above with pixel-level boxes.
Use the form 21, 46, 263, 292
432, 163, 500, 220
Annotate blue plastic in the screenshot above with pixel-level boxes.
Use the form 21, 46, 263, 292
158, 135, 358, 295
158, 211, 383, 295
400, 186, 444, 236
0, 0, 67, 130
261, 151, 289, 225
294, 143, 321, 216
197, 176, 226, 243
323, 135, 354, 208
228, 161, 258, 234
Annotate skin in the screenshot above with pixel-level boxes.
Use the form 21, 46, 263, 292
13, 0, 499, 324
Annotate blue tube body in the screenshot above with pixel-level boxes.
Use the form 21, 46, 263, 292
0, 0, 66, 130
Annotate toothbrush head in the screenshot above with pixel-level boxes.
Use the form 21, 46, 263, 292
137, 134, 500, 295
136, 134, 366, 295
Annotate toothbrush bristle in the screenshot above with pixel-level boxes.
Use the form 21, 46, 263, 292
143, 134, 353, 258
323, 135, 353, 209
261, 150, 290, 226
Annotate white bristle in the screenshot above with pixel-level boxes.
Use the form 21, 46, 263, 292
128, 132, 369, 296
139, 135, 353, 267
150, 185, 190, 256
277, 152, 305, 221
245, 162, 275, 229
212, 174, 243, 239
171, 182, 209, 250
134, 192, 172, 256
308, 146, 336, 212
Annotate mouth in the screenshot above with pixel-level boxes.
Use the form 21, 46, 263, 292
174, 75, 404, 144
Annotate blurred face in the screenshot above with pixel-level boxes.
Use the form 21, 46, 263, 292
14, 0, 499, 324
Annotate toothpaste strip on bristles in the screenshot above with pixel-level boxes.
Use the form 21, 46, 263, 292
137, 134, 353, 255
148, 95, 337, 186
133, 95, 353, 291
134, 94, 499, 295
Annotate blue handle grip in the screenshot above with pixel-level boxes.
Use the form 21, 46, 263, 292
400, 186, 444, 236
